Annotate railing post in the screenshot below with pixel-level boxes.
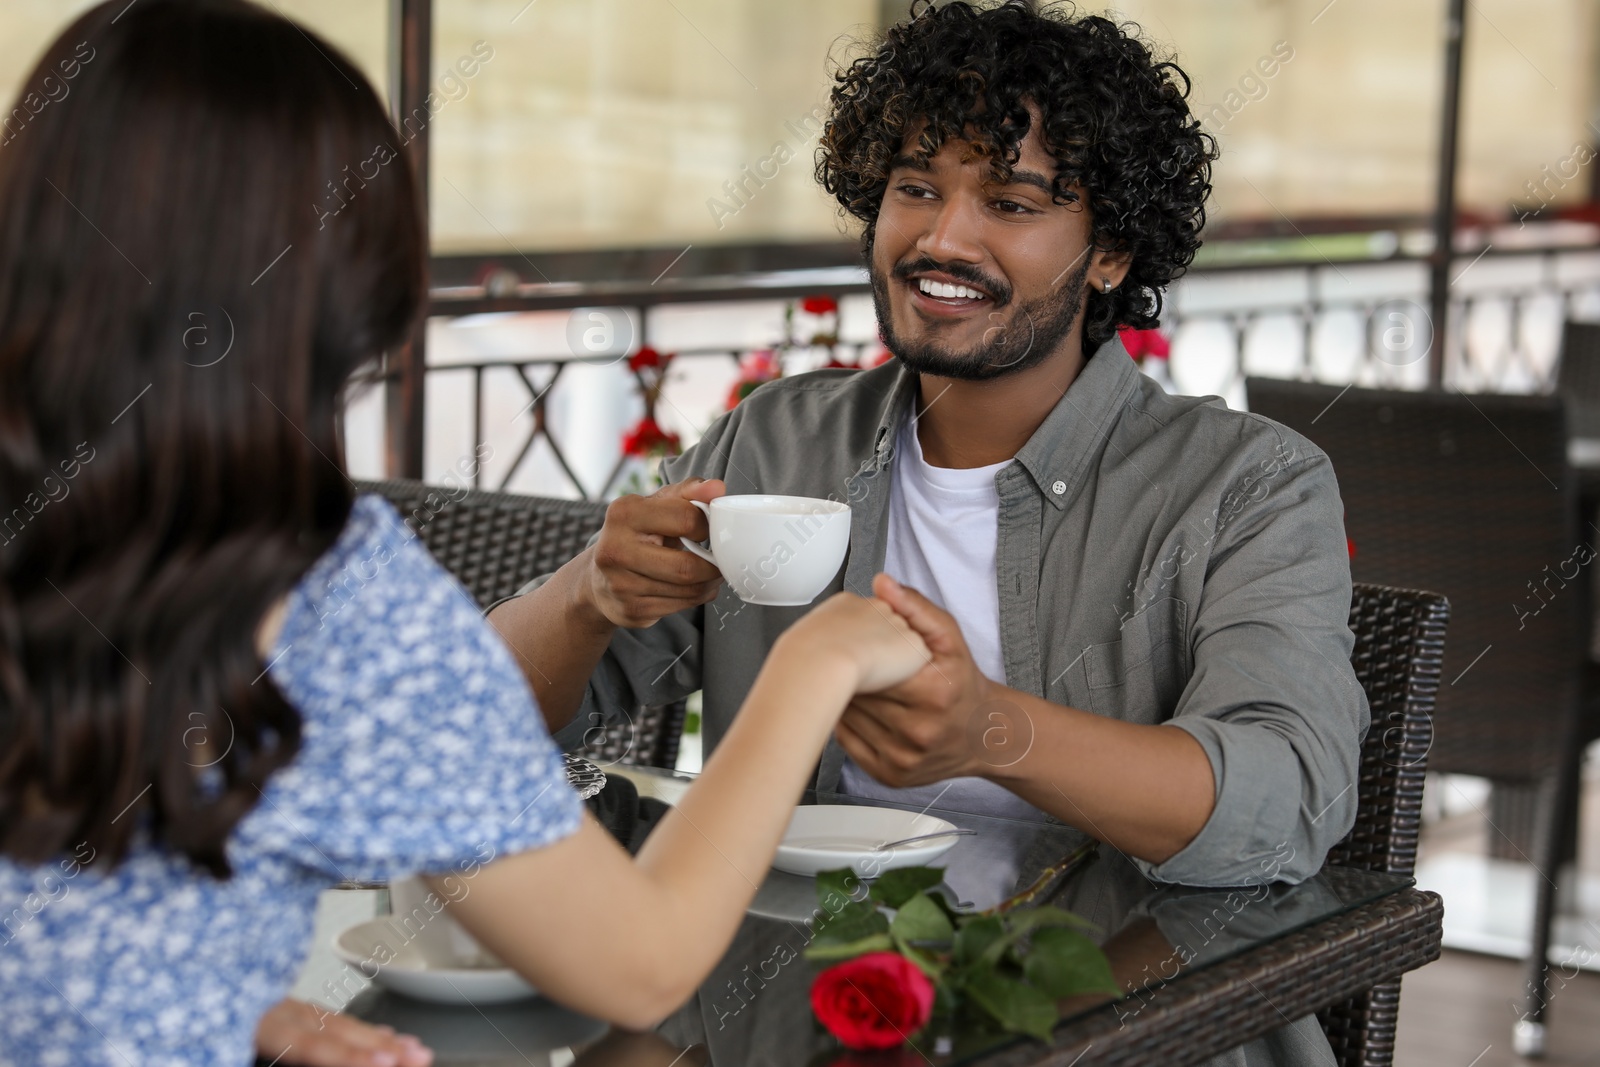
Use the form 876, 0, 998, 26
1426, 0, 1468, 391
386, 0, 431, 478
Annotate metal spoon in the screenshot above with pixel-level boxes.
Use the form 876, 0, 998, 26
872, 828, 978, 852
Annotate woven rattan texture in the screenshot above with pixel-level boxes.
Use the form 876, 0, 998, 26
1315, 582, 1448, 1067
1244, 379, 1582, 782
357, 478, 608, 606
355, 479, 684, 769
984, 881, 1443, 1067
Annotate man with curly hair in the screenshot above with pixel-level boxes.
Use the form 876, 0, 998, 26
494, 6, 1360, 1057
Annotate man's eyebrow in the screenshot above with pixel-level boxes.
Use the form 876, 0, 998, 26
887, 153, 930, 173
992, 168, 1058, 197
887, 153, 1064, 200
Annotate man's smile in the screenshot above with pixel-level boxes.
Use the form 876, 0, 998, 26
899, 268, 1002, 320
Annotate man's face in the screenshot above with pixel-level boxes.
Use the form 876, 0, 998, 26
869, 115, 1104, 381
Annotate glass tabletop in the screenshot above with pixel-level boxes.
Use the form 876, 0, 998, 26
322, 765, 1412, 1067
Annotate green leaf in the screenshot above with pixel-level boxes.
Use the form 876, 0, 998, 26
810, 899, 889, 947
869, 866, 945, 909
1023, 928, 1122, 998
954, 916, 1005, 966
802, 932, 894, 962
889, 892, 956, 944
814, 868, 866, 912
892, 936, 946, 981
967, 907, 1104, 974
964, 970, 1059, 1042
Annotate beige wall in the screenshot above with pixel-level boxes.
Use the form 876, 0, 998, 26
429, 0, 877, 253
2, 0, 1597, 248
1118, 0, 1600, 219
0, 1, 388, 109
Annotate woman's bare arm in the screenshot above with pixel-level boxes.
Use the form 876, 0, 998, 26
435, 580, 928, 1027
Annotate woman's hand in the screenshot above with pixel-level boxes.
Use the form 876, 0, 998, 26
777, 575, 931, 693
254, 999, 433, 1067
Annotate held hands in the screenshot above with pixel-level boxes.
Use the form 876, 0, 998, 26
834, 575, 1000, 788
778, 575, 932, 694
581, 478, 726, 629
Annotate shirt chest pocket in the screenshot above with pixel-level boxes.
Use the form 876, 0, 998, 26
1084, 597, 1189, 724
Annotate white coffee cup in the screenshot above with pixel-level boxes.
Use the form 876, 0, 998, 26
681, 495, 851, 606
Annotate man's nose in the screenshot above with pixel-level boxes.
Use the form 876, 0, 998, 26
914, 193, 985, 266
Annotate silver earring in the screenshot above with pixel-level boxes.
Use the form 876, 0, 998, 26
1102, 278, 1113, 293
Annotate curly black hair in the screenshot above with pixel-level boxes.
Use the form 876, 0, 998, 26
817, 0, 1217, 350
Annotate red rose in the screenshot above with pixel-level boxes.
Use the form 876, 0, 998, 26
801, 295, 839, 316
628, 346, 665, 371
810, 952, 935, 1050
620, 416, 680, 457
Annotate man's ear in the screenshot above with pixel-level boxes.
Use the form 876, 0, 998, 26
1090, 246, 1133, 292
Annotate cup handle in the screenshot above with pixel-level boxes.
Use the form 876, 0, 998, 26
680, 499, 718, 567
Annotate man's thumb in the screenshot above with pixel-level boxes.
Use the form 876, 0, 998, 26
658, 477, 726, 502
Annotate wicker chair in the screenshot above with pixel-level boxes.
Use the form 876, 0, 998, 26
1316, 581, 1449, 1067
1246, 379, 1591, 1057
354, 478, 687, 770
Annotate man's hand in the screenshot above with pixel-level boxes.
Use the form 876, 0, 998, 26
583, 478, 726, 629
254, 999, 432, 1067
834, 575, 1002, 787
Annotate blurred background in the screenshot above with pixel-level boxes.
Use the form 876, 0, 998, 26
10, 0, 1598, 497
13, 1, 1600, 1062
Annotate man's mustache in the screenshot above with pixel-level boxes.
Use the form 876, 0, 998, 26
889, 257, 1012, 306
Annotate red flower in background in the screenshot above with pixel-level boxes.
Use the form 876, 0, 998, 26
628, 346, 666, 372
725, 349, 783, 409
801, 294, 839, 316
621, 416, 680, 458
1118, 325, 1170, 360
810, 952, 935, 1051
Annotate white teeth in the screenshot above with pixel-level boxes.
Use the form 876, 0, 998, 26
917, 277, 985, 300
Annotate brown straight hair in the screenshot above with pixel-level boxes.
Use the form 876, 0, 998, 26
0, 0, 425, 877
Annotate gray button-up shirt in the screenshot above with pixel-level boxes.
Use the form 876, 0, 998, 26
541, 338, 1367, 889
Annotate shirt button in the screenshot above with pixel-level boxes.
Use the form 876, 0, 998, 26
1051, 480, 1067, 495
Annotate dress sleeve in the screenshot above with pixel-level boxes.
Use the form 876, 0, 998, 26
1135, 450, 1369, 887
242, 499, 585, 883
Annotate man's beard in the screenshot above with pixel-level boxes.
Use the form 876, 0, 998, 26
869, 253, 1091, 382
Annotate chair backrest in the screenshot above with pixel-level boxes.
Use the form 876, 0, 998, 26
357, 477, 608, 606
354, 478, 687, 770
1330, 582, 1449, 874
1245, 378, 1583, 783
1556, 320, 1600, 438
1316, 581, 1447, 1067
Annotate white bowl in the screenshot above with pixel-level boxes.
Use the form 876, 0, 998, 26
333, 917, 536, 1006
773, 804, 962, 878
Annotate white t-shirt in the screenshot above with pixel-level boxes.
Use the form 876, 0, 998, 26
839, 417, 1050, 841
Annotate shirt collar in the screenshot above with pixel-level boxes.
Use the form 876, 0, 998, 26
873, 335, 1142, 510
1013, 334, 1142, 509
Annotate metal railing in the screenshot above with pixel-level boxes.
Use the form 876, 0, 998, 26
410, 241, 1600, 501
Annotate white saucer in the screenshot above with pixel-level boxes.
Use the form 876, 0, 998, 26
773, 805, 962, 878
333, 917, 536, 1006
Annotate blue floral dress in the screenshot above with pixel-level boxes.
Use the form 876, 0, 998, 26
0, 496, 584, 1066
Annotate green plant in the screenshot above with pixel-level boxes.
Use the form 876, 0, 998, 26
804, 849, 1118, 1045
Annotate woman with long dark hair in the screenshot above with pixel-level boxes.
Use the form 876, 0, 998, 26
0, 3, 931, 1064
